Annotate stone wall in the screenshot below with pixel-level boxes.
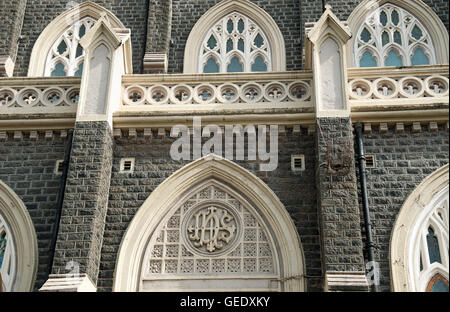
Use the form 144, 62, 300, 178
358, 123, 449, 292
51, 122, 113, 286
0, 132, 67, 290
314, 118, 367, 291
97, 127, 322, 291
0, 0, 27, 74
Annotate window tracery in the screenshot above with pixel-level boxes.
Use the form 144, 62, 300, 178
199, 12, 271, 73
355, 3, 436, 67
44, 17, 96, 77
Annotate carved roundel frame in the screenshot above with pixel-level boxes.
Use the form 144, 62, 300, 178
181, 200, 243, 258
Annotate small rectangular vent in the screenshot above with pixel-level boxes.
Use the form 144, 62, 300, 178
55, 160, 64, 174
291, 155, 305, 172
365, 155, 375, 168
120, 158, 135, 173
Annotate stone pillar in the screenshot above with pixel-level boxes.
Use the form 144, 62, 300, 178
143, 0, 172, 73
0, 0, 27, 77
40, 16, 131, 292
307, 6, 369, 291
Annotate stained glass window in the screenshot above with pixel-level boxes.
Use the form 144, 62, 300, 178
0, 232, 6, 269
360, 51, 377, 67
431, 279, 449, 292
426, 227, 442, 264
203, 57, 219, 73
45, 16, 96, 76
355, 4, 436, 67
200, 12, 271, 73
227, 56, 243, 72
411, 48, 430, 66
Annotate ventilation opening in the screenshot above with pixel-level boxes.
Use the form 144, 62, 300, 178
291, 155, 305, 172
365, 155, 375, 168
120, 158, 135, 173
55, 160, 64, 174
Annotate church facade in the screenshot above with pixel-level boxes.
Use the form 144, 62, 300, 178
0, 0, 448, 292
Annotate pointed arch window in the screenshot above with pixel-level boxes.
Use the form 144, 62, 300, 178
0, 214, 16, 293
413, 186, 449, 292
199, 12, 271, 73
45, 17, 96, 77
355, 3, 436, 67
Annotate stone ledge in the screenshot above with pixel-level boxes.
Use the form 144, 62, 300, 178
143, 53, 168, 72
324, 271, 370, 292
39, 274, 96, 292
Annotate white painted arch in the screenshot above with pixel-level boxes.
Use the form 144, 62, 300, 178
113, 154, 306, 292
183, 0, 286, 73
0, 180, 38, 292
28, 1, 126, 77
390, 164, 449, 292
347, 0, 449, 67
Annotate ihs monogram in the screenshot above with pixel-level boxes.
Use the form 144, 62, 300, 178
187, 206, 236, 253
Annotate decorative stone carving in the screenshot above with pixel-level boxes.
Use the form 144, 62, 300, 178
186, 205, 238, 254
143, 184, 276, 276
122, 78, 312, 106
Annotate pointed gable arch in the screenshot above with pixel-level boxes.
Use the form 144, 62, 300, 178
0, 180, 38, 292
113, 154, 306, 292
347, 0, 449, 67
183, 0, 286, 73
391, 164, 449, 292
28, 1, 126, 77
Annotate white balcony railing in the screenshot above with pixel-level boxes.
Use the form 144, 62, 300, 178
119, 71, 314, 114
0, 77, 80, 115
348, 65, 449, 108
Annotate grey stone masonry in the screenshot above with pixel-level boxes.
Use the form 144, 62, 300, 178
358, 123, 449, 292
97, 127, 322, 292
51, 121, 113, 287
0, 131, 67, 290
314, 118, 366, 283
0, 0, 27, 76
144, 0, 172, 74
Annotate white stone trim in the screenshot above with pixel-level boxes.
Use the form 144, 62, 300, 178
143, 53, 168, 72
390, 164, 449, 292
39, 274, 96, 292
113, 154, 306, 292
183, 0, 286, 73
347, 0, 449, 67
0, 180, 38, 292
28, 1, 126, 77
307, 5, 352, 118
0, 56, 14, 78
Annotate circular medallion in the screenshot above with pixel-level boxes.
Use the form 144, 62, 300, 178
182, 201, 242, 257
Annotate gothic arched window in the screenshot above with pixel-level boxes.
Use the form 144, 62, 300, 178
0, 214, 16, 292
355, 3, 436, 67
44, 17, 96, 77
199, 12, 271, 73
391, 165, 449, 292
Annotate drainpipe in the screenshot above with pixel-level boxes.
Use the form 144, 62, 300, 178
355, 123, 379, 292
47, 129, 74, 278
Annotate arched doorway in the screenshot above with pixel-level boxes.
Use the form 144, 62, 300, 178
0, 180, 38, 292
114, 155, 306, 291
